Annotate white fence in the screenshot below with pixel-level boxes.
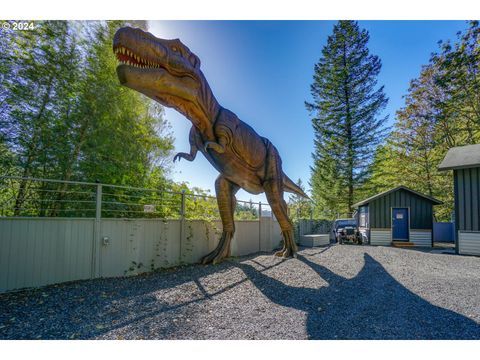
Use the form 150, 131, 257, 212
0, 176, 282, 292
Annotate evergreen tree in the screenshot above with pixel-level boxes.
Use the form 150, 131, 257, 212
306, 21, 388, 217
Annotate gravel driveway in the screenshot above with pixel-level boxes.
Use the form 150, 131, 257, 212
0, 245, 479, 339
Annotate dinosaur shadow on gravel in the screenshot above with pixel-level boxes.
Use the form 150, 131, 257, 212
1, 249, 479, 340
234, 253, 480, 339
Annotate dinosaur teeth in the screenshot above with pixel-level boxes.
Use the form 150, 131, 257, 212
115, 46, 162, 70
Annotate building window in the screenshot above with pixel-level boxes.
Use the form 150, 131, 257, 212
359, 206, 367, 227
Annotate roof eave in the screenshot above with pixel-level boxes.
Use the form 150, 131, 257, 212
353, 185, 443, 208
438, 164, 480, 171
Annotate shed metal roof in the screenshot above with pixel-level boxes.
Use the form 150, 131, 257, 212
353, 185, 443, 208
438, 144, 480, 171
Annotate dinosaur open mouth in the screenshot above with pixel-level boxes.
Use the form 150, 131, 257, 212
114, 45, 162, 69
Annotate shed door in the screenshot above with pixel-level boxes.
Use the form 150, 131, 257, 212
392, 208, 409, 241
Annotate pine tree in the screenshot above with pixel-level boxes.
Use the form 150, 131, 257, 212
306, 21, 388, 217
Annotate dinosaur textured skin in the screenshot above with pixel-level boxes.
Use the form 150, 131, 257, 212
113, 27, 308, 264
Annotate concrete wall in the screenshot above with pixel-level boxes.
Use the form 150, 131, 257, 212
0, 216, 281, 293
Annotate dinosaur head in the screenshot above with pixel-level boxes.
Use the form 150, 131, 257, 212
113, 27, 219, 134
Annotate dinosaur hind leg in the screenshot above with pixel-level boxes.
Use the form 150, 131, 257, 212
264, 182, 298, 258
263, 149, 297, 258
201, 175, 239, 265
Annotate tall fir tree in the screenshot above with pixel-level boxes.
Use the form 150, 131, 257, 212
306, 21, 388, 217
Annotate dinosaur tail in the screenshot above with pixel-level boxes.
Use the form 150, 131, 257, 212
283, 174, 310, 199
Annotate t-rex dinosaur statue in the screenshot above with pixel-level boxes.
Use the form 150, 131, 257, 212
113, 27, 308, 264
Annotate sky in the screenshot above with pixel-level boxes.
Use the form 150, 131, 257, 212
148, 20, 470, 203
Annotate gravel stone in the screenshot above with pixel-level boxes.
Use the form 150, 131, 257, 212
0, 245, 479, 339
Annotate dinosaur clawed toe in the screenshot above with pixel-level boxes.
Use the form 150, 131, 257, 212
274, 247, 298, 258
274, 248, 291, 258
274, 230, 298, 258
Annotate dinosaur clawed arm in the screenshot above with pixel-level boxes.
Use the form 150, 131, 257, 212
173, 151, 196, 162
174, 125, 201, 162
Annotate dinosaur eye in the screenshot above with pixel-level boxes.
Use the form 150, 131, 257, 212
171, 46, 179, 52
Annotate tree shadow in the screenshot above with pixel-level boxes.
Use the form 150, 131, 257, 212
234, 253, 480, 339
0, 260, 246, 339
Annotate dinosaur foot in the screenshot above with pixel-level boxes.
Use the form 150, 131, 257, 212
274, 230, 298, 258
201, 231, 233, 265
274, 247, 292, 258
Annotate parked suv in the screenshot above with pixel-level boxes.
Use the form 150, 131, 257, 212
331, 218, 362, 245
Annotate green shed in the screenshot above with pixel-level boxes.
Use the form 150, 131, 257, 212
438, 144, 480, 256
353, 186, 442, 247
